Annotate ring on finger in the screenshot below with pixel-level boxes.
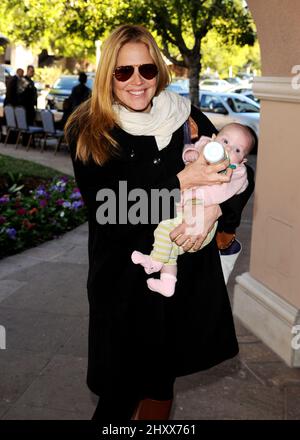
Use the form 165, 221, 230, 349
173, 233, 182, 242
192, 241, 200, 251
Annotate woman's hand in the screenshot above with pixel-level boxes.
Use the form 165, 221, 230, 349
177, 153, 233, 191
169, 204, 222, 252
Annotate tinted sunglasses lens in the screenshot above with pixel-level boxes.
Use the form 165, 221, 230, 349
114, 65, 134, 81
139, 64, 158, 79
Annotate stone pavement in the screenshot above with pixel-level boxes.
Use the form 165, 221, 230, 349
0, 141, 73, 176
0, 142, 300, 420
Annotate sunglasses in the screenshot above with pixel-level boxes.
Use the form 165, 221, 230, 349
113, 63, 158, 82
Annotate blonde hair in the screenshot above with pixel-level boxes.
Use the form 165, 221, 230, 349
65, 24, 171, 165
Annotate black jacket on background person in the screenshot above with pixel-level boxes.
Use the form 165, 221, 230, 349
21, 76, 37, 125
4, 75, 21, 106
69, 83, 91, 111
69, 105, 254, 397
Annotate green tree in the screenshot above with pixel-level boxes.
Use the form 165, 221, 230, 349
0, 0, 100, 58
201, 29, 261, 78
151, 0, 253, 104
67, 0, 256, 105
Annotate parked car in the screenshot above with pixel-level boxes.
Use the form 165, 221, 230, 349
0, 64, 15, 84
229, 86, 260, 103
0, 64, 16, 96
200, 78, 232, 92
199, 91, 260, 138
46, 74, 94, 111
0, 81, 5, 96
236, 73, 254, 86
224, 77, 243, 86
167, 83, 189, 96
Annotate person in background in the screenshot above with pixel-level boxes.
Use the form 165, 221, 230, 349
57, 72, 91, 130
4, 68, 24, 107
69, 72, 91, 111
21, 65, 38, 125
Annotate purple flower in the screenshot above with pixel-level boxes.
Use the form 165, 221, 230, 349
71, 200, 84, 210
39, 199, 47, 208
62, 201, 71, 208
70, 191, 82, 200
0, 195, 10, 203
0, 215, 6, 224
35, 188, 48, 197
56, 199, 65, 206
50, 180, 66, 193
6, 227, 17, 239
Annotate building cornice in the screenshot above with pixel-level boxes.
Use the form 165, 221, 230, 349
253, 76, 300, 103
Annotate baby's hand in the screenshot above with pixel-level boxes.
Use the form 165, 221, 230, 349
184, 149, 200, 163
193, 135, 213, 152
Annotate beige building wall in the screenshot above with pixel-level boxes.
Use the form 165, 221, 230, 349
250, 99, 300, 307
247, 0, 300, 76
233, 1, 300, 366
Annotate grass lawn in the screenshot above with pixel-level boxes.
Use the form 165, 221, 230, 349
0, 154, 61, 179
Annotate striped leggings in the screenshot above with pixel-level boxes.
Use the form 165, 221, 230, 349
150, 214, 218, 265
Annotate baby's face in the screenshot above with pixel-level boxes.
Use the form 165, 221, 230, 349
216, 127, 250, 164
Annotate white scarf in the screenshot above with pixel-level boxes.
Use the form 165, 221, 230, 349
113, 90, 191, 150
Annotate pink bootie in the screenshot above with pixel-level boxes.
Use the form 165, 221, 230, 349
131, 251, 164, 274
147, 273, 177, 297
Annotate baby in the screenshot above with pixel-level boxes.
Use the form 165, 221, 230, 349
131, 122, 255, 297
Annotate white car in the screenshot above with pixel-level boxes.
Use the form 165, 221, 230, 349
200, 79, 232, 92
199, 91, 260, 138
166, 83, 189, 96
229, 86, 260, 103
0, 81, 6, 96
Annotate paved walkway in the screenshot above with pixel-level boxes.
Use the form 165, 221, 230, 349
0, 142, 300, 420
0, 141, 73, 176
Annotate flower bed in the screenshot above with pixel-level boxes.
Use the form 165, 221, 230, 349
0, 176, 87, 259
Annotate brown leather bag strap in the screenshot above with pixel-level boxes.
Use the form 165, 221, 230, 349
188, 116, 198, 140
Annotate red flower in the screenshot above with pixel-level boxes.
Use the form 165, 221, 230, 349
16, 208, 27, 215
22, 219, 35, 230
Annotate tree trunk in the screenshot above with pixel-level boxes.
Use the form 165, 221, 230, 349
187, 61, 201, 107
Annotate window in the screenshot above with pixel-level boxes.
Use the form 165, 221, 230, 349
200, 94, 227, 114
202, 80, 218, 86
226, 96, 259, 113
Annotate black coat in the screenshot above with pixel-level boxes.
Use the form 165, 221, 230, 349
69, 83, 91, 110
4, 75, 21, 107
19, 76, 37, 125
70, 105, 254, 396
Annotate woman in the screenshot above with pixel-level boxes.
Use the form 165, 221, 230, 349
66, 24, 254, 421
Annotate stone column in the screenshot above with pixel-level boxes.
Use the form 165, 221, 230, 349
233, 0, 300, 366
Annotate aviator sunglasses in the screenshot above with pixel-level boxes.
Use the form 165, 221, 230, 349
113, 63, 158, 82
